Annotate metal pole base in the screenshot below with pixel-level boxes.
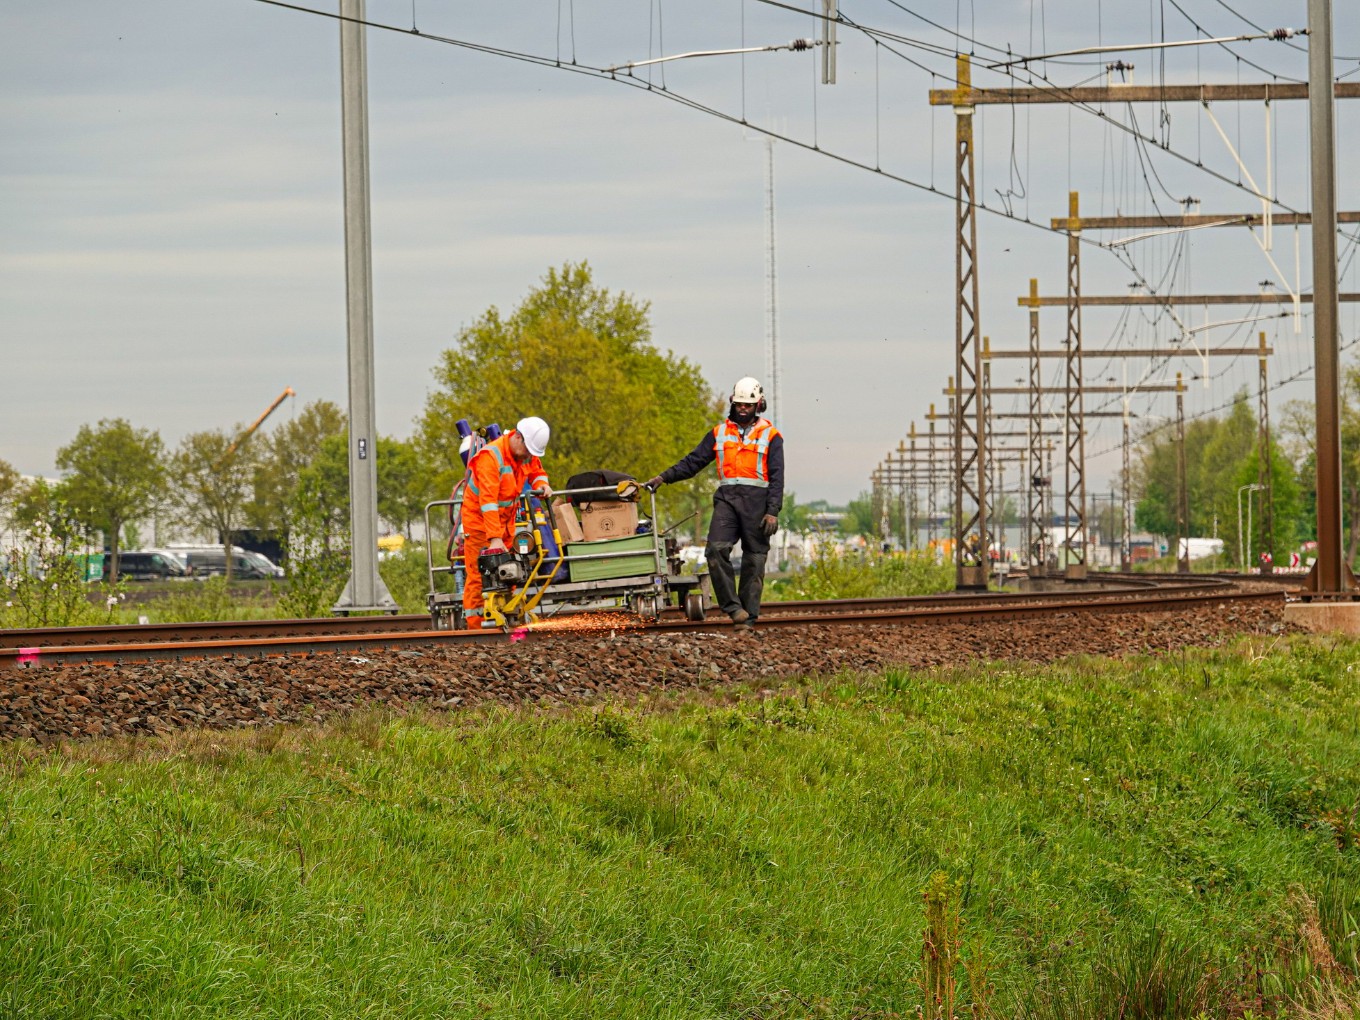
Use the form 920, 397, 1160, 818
1299, 560, 1359, 601
1063, 563, 1087, 582
332, 571, 399, 615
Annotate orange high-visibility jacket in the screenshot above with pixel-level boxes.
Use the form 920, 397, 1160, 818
712, 418, 779, 486
462, 432, 549, 536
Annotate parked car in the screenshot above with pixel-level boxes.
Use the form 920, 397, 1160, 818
103, 551, 192, 582
182, 549, 273, 580
241, 549, 285, 579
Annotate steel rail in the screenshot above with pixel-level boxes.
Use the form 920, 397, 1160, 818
0, 584, 1283, 671
0, 575, 1214, 650
0, 614, 432, 650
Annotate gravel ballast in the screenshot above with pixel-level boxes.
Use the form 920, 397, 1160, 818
0, 600, 1286, 745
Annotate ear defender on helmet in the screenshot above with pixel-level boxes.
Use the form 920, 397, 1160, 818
731, 376, 765, 409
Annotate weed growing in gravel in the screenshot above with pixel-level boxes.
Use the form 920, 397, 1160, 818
4, 639, 1360, 1017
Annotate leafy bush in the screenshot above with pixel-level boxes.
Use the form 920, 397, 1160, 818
379, 546, 443, 615
0, 516, 123, 628
769, 546, 952, 600
277, 484, 349, 618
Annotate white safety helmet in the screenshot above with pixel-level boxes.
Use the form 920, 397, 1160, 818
516, 416, 551, 457
731, 377, 765, 405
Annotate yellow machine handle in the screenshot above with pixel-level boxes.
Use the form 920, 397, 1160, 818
482, 494, 565, 629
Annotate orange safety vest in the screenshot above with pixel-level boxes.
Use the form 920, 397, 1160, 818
712, 418, 778, 487
463, 432, 549, 535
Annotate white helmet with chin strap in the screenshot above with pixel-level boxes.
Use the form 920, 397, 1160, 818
731, 377, 765, 407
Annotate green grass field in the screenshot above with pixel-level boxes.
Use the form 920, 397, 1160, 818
4, 636, 1360, 1018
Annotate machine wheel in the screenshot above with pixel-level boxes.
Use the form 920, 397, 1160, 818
633, 594, 662, 621
684, 591, 706, 622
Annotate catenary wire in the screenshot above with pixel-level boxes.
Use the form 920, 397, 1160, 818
254, 0, 1346, 467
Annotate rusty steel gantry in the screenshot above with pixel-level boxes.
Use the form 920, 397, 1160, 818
947, 54, 989, 588
929, 41, 1358, 593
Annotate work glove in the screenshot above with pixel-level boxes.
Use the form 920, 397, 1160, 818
531, 485, 553, 499
644, 475, 665, 492
761, 514, 779, 537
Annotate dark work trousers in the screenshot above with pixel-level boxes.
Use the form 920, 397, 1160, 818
705, 486, 771, 620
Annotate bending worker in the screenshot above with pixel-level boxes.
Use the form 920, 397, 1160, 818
646, 378, 783, 631
461, 416, 552, 630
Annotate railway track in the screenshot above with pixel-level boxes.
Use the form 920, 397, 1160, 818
0, 575, 1286, 671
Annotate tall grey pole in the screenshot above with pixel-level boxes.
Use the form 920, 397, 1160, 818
763, 138, 780, 428
334, 0, 395, 613
1308, 0, 1347, 596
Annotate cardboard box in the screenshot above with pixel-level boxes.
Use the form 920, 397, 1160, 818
579, 500, 639, 541
565, 534, 656, 583
551, 499, 585, 544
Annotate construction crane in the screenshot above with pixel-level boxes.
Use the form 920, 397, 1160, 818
214, 387, 296, 468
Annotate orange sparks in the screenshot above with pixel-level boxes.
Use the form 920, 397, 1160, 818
528, 611, 646, 633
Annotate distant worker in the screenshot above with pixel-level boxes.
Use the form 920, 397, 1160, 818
460, 417, 552, 630
646, 377, 784, 632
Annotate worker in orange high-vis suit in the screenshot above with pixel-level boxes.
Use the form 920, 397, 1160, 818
460, 416, 552, 629
645, 377, 783, 632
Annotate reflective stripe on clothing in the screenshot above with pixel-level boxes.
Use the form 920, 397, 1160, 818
712, 418, 779, 484
461, 431, 550, 537
465, 445, 515, 508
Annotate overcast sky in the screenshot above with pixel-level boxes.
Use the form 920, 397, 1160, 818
3, 1, 1357, 504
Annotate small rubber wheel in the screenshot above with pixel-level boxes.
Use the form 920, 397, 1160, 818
684, 591, 706, 622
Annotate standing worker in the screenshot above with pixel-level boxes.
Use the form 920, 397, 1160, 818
646, 378, 783, 631
460, 417, 553, 630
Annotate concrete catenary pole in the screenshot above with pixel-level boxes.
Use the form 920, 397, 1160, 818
334, 0, 396, 614
764, 139, 781, 429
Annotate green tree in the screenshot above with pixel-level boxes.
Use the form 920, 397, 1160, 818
290, 432, 433, 547
1279, 397, 1318, 548
0, 458, 18, 511
842, 489, 904, 545
779, 492, 817, 536
277, 473, 350, 616
1135, 397, 1299, 565
1281, 362, 1360, 564
376, 436, 437, 539
55, 419, 166, 580
171, 427, 257, 578
417, 262, 718, 529
247, 399, 346, 547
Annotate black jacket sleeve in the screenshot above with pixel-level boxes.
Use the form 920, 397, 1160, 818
764, 434, 785, 517
660, 432, 716, 484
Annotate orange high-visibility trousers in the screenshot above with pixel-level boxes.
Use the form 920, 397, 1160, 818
460, 512, 514, 621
